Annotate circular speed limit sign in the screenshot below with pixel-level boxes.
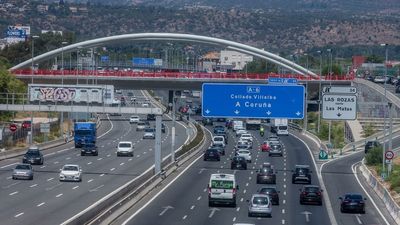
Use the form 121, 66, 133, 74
385, 151, 394, 160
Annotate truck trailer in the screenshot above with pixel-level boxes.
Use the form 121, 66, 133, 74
74, 122, 97, 148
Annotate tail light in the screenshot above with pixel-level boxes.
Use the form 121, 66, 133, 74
233, 188, 237, 195
317, 192, 321, 196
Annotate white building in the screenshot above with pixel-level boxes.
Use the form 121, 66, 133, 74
220, 50, 253, 71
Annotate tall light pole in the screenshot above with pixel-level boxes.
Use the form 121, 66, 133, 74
327, 49, 332, 146
317, 50, 322, 134
304, 53, 309, 132
61, 41, 68, 138
381, 43, 389, 178
76, 46, 82, 84
30, 35, 39, 145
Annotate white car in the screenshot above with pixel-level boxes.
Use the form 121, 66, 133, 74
240, 133, 253, 142
237, 139, 252, 149
143, 132, 155, 139
141, 102, 149, 107
212, 136, 226, 147
59, 164, 82, 182
129, 115, 140, 124
136, 121, 147, 131
235, 129, 247, 137
117, 141, 134, 157
236, 150, 252, 163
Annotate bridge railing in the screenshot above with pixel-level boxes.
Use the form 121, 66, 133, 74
12, 69, 355, 81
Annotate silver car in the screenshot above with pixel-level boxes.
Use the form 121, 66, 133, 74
248, 194, 272, 217
59, 164, 82, 182
269, 143, 283, 157
12, 164, 33, 180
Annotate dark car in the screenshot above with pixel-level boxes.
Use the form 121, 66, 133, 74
211, 143, 225, 155
161, 123, 166, 133
292, 165, 312, 184
364, 140, 381, 154
339, 193, 366, 214
225, 120, 233, 129
257, 186, 280, 205
230, 156, 247, 170
213, 125, 225, 134
203, 148, 220, 161
396, 85, 400, 93
299, 185, 323, 205
257, 167, 277, 184
147, 114, 156, 121
22, 146, 44, 165
22, 121, 32, 129
81, 144, 98, 156
202, 118, 213, 126
214, 130, 228, 144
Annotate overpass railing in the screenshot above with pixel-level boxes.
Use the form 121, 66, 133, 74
12, 69, 355, 81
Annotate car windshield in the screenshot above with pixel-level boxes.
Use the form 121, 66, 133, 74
214, 137, 223, 142
63, 166, 78, 171
252, 196, 269, 205
75, 130, 92, 135
271, 144, 282, 149
346, 194, 363, 200
212, 143, 224, 148
237, 145, 248, 149
137, 122, 145, 126
211, 180, 233, 189
296, 168, 309, 174
304, 187, 320, 192
16, 165, 30, 170
119, 143, 132, 148
238, 150, 250, 154
26, 150, 40, 155
144, 128, 155, 132
207, 149, 218, 154
233, 157, 245, 161
260, 168, 273, 174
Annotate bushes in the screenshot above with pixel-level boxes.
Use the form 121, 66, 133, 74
365, 146, 383, 166
176, 123, 204, 158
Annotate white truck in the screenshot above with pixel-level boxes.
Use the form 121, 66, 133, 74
273, 118, 289, 136
245, 119, 261, 130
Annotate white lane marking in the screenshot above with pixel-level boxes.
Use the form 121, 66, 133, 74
128, 158, 133, 161
120, 154, 204, 225
72, 186, 79, 190
101, 145, 105, 148
246, 183, 249, 187
203, 188, 207, 192
56, 193, 63, 198
98, 114, 113, 138
197, 196, 202, 200
233, 217, 236, 222
54, 161, 59, 164
76, 154, 80, 157
284, 178, 286, 182
236, 207, 240, 212
30, 184, 38, 188
249, 177, 252, 180
97, 158, 103, 161
352, 162, 391, 225
37, 202, 45, 207
240, 198, 244, 202
284, 191, 286, 196
99, 174, 105, 177
107, 154, 111, 157
1, 162, 18, 169
282, 219, 285, 224
282, 209, 285, 214
9, 191, 18, 196
284, 184, 286, 189
40, 166, 46, 169
136, 155, 140, 158
182, 215, 187, 220
47, 178, 54, 181
14, 213, 24, 218
88, 162, 92, 165
283, 199, 286, 204
190, 205, 195, 210
284, 172, 286, 176
88, 179, 93, 183
6, 176, 12, 180
66, 157, 71, 160
220, 166, 223, 168
356, 215, 362, 224
69, 147, 74, 149
110, 168, 115, 171
250, 171, 254, 175
243, 189, 247, 194
120, 163, 125, 166
45, 183, 62, 191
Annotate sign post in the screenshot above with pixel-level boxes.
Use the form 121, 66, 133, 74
319, 149, 328, 160
202, 83, 304, 119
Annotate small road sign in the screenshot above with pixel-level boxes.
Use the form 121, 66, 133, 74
40, 123, 50, 133
385, 151, 394, 160
319, 149, 328, 160
9, 123, 17, 132
268, 78, 298, 85
322, 86, 357, 94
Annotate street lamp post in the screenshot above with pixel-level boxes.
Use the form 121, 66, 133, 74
61, 41, 68, 138
381, 43, 389, 178
317, 50, 322, 134
76, 46, 82, 84
30, 35, 39, 145
304, 53, 309, 132
327, 49, 332, 146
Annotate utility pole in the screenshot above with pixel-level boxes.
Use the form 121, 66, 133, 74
381, 43, 389, 178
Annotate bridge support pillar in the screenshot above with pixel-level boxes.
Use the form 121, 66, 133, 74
155, 115, 162, 174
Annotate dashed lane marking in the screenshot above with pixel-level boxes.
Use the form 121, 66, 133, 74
56, 193, 63, 198
88, 162, 92, 165
14, 213, 24, 218
99, 174, 105, 177
30, 184, 38, 188
182, 215, 187, 220
97, 158, 103, 160
110, 168, 115, 171
236, 207, 240, 212
120, 163, 125, 166
197, 196, 202, 200
66, 157, 71, 160
72, 186, 79, 190
37, 202, 45, 207
47, 178, 54, 182
9, 191, 18, 196
190, 205, 195, 210
88, 179, 93, 183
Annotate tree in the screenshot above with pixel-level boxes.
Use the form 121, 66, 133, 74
365, 55, 384, 63
322, 64, 343, 76
365, 146, 383, 166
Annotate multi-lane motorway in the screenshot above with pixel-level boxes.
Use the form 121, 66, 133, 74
0, 90, 189, 225
120, 123, 331, 225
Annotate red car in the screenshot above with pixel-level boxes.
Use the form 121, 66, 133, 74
261, 141, 270, 152
22, 121, 31, 129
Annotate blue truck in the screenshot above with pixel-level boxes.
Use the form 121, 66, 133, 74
74, 122, 97, 148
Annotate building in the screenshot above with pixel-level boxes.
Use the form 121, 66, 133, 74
200, 51, 220, 72
352, 56, 365, 68
220, 50, 253, 71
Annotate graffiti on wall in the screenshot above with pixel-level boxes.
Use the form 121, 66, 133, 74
38, 88, 77, 102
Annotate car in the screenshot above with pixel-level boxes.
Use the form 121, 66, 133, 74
396, 85, 400, 93
292, 165, 312, 184
59, 164, 82, 182
117, 141, 134, 157
115, 89, 123, 94
212, 136, 226, 147
136, 121, 147, 131
22, 146, 44, 165
261, 141, 270, 152
299, 185, 323, 205
373, 75, 386, 83
211, 143, 225, 155
256, 166, 276, 184
214, 130, 228, 144
161, 123, 166, 133
231, 156, 247, 170
269, 142, 283, 157
257, 186, 280, 205
208, 174, 238, 207
364, 140, 381, 153
235, 128, 247, 137
247, 194, 272, 217
81, 144, 98, 156
235, 143, 251, 152
22, 120, 31, 129
129, 115, 140, 124
239, 133, 253, 142
147, 114, 156, 121
202, 118, 214, 126
225, 119, 234, 129
339, 193, 367, 213
12, 164, 33, 180
143, 128, 156, 139
204, 148, 221, 161
237, 139, 252, 149
267, 135, 280, 142
141, 102, 149, 107
213, 125, 225, 134
236, 150, 252, 163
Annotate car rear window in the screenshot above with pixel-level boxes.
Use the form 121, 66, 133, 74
253, 196, 269, 204
346, 194, 362, 200
26, 150, 40, 155
305, 187, 320, 192
16, 165, 30, 170
214, 137, 223, 142
211, 180, 233, 189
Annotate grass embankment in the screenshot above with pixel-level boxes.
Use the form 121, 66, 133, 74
176, 123, 204, 158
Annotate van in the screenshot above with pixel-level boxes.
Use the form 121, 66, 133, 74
233, 120, 244, 131
208, 174, 238, 207
212, 136, 226, 147
277, 126, 289, 136
117, 141, 134, 157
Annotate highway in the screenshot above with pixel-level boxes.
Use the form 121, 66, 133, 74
0, 90, 190, 225
121, 123, 331, 225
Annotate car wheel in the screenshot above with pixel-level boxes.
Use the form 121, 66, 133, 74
231, 202, 236, 208
256, 179, 260, 184
340, 206, 345, 213
318, 201, 322, 206
249, 160, 252, 163
131, 153, 134, 157
230, 166, 234, 170
361, 208, 365, 214
244, 166, 247, 170
117, 153, 120, 157
208, 201, 214, 207
292, 178, 295, 184
268, 154, 271, 156
12, 176, 16, 180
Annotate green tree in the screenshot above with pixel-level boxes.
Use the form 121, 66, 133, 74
365, 55, 384, 63
365, 146, 383, 166
322, 64, 343, 76
362, 123, 376, 137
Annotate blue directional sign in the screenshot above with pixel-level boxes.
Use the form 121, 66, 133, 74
268, 78, 298, 85
132, 58, 155, 65
202, 83, 304, 119
100, 56, 109, 62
